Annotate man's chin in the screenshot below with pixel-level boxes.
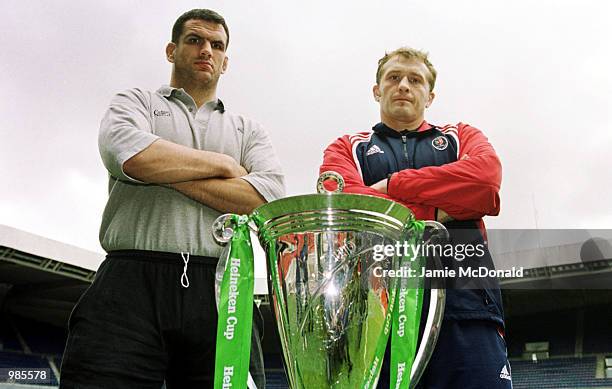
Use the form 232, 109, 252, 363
194, 71, 214, 81
192, 73, 219, 87
390, 108, 416, 120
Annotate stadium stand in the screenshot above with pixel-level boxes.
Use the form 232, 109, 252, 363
0, 350, 58, 387
266, 370, 290, 389
0, 351, 48, 369
506, 309, 581, 358
512, 356, 612, 388
585, 306, 612, 354
0, 225, 99, 388
0, 319, 21, 352
12, 317, 66, 356
264, 353, 289, 388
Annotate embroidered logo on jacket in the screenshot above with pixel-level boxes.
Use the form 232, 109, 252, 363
432, 136, 448, 151
153, 109, 171, 117
366, 145, 385, 156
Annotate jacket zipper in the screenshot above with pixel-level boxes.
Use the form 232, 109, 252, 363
402, 135, 409, 166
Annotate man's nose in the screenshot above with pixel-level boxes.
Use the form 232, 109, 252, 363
199, 40, 212, 58
398, 76, 411, 92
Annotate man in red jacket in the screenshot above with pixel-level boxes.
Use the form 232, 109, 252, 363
320, 47, 512, 388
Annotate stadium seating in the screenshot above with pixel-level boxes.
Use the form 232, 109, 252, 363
264, 353, 289, 388
512, 356, 612, 389
13, 318, 66, 356
506, 310, 577, 358
0, 317, 63, 387
0, 350, 58, 386
0, 320, 22, 352
584, 307, 612, 354
265, 370, 289, 389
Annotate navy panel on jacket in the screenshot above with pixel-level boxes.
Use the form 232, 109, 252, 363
356, 123, 458, 186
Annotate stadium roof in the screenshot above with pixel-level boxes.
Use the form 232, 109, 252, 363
489, 229, 612, 289
0, 225, 102, 328
0, 224, 103, 272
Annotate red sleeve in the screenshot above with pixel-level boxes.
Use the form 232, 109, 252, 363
387, 123, 502, 220
320, 135, 436, 220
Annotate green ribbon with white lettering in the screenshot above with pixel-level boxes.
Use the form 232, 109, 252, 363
389, 220, 426, 389
361, 220, 426, 389
362, 279, 397, 388
214, 215, 254, 389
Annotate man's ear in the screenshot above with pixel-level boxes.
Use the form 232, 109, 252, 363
221, 56, 228, 74
426, 91, 435, 108
373, 84, 381, 102
166, 42, 176, 63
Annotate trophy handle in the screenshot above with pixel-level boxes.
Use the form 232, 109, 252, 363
212, 213, 237, 244
317, 171, 345, 193
212, 213, 260, 245
409, 220, 447, 388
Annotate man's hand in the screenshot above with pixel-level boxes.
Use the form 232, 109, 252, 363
370, 178, 388, 194
233, 164, 248, 178
371, 177, 453, 223
436, 209, 453, 223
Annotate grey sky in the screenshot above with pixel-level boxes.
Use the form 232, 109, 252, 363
1, 0, 610, 253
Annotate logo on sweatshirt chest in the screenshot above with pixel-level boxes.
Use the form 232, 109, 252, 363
153, 109, 171, 117
431, 136, 448, 151
366, 144, 385, 156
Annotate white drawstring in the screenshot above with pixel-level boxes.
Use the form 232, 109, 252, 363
180, 252, 190, 288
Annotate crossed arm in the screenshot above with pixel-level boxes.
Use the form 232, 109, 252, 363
319, 136, 446, 222
122, 139, 267, 214
384, 124, 501, 220
122, 138, 247, 184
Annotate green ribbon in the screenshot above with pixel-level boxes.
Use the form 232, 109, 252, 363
389, 220, 425, 389
361, 220, 426, 389
362, 278, 398, 388
214, 215, 255, 389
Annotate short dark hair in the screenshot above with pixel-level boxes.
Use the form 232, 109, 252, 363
171, 9, 229, 49
376, 47, 437, 91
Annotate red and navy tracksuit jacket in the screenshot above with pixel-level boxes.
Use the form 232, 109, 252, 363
320, 120, 504, 325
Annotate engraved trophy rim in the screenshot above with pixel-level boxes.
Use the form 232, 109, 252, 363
252, 193, 415, 237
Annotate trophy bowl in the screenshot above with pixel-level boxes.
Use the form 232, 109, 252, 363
251, 192, 445, 388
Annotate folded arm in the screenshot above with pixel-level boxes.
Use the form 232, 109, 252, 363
386, 123, 502, 220
123, 138, 245, 184
99, 89, 242, 184
170, 122, 285, 214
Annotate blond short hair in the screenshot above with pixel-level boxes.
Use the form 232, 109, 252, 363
376, 47, 437, 91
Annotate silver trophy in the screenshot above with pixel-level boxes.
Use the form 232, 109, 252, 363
214, 172, 446, 388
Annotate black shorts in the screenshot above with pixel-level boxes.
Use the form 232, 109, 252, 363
60, 250, 265, 389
